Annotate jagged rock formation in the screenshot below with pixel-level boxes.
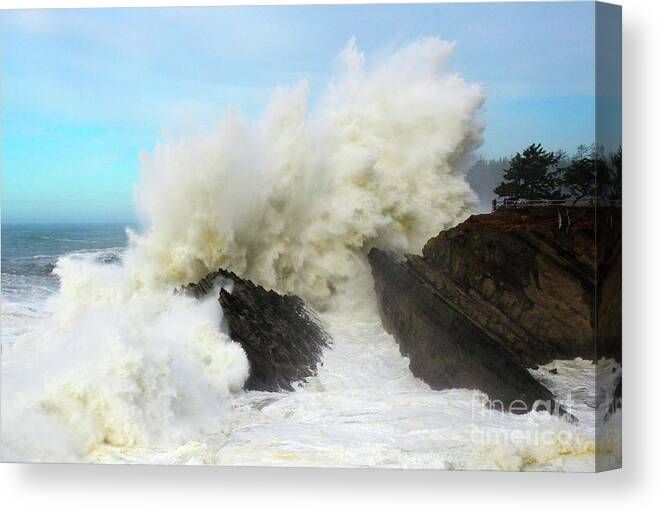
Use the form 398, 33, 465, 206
180, 269, 330, 392
369, 207, 621, 413
368, 249, 558, 413
596, 208, 622, 428
597, 208, 622, 363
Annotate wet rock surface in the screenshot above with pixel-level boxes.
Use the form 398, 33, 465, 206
369, 207, 621, 414
368, 248, 558, 413
181, 268, 330, 392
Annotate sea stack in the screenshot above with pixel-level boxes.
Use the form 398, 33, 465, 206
180, 268, 330, 392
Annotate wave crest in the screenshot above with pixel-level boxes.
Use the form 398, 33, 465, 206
129, 37, 484, 312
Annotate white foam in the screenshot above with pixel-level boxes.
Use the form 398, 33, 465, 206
127, 37, 483, 316
89, 318, 600, 471
1, 38, 613, 470
1, 254, 249, 462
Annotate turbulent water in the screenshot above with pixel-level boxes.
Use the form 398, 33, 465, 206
0, 228, 605, 469
0, 38, 614, 470
1, 224, 128, 347
128, 37, 483, 314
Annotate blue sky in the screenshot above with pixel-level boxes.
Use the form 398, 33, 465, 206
1, 3, 611, 223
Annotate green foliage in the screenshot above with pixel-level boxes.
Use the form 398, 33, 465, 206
493, 143, 562, 201
562, 145, 596, 204
493, 143, 622, 205
607, 146, 622, 201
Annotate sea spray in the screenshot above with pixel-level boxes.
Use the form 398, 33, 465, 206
1, 253, 248, 462
128, 37, 484, 312
2, 37, 485, 462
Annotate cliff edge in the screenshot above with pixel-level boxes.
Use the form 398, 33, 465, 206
369, 206, 621, 413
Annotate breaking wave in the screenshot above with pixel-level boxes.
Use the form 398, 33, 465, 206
1, 253, 249, 462
127, 37, 484, 313
2, 37, 491, 463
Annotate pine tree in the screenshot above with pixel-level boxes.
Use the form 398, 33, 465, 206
562, 156, 595, 204
562, 144, 621, 204
608, 146, 622, 201
493, 143, 562, 202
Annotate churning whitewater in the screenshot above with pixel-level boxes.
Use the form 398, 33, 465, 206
1, 38, 597, 469
128, 37, 483, 312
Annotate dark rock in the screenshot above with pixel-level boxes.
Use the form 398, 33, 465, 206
180, 268, 330, 392
414, 207, 601, 366
604, 377, 622, 421
368, 207, 621, 415
179, 269, 232, 299
95, 252, 122, 265
368, 248, 559, 414
597, 208, 622, 363
42, 263, 56, 275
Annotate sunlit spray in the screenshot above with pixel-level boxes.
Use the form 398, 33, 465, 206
128, 37, 484, 315
2, 38, 490, 462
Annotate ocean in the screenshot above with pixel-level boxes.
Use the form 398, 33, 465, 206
0, 38, 619, 470
1, 223, 132, 350
0, 222, 612, 470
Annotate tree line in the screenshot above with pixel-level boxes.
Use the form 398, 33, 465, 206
493, 143, 622, 205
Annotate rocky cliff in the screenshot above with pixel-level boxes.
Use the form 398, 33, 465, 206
369, 206, 621, 414
180, 268, 330, 392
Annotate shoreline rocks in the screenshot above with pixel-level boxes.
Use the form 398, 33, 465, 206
180, 268, 330, 392
368, 206, 621, 415
368, 248, 559, 414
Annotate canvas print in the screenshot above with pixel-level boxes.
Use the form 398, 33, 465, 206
0, 2, 621, 471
